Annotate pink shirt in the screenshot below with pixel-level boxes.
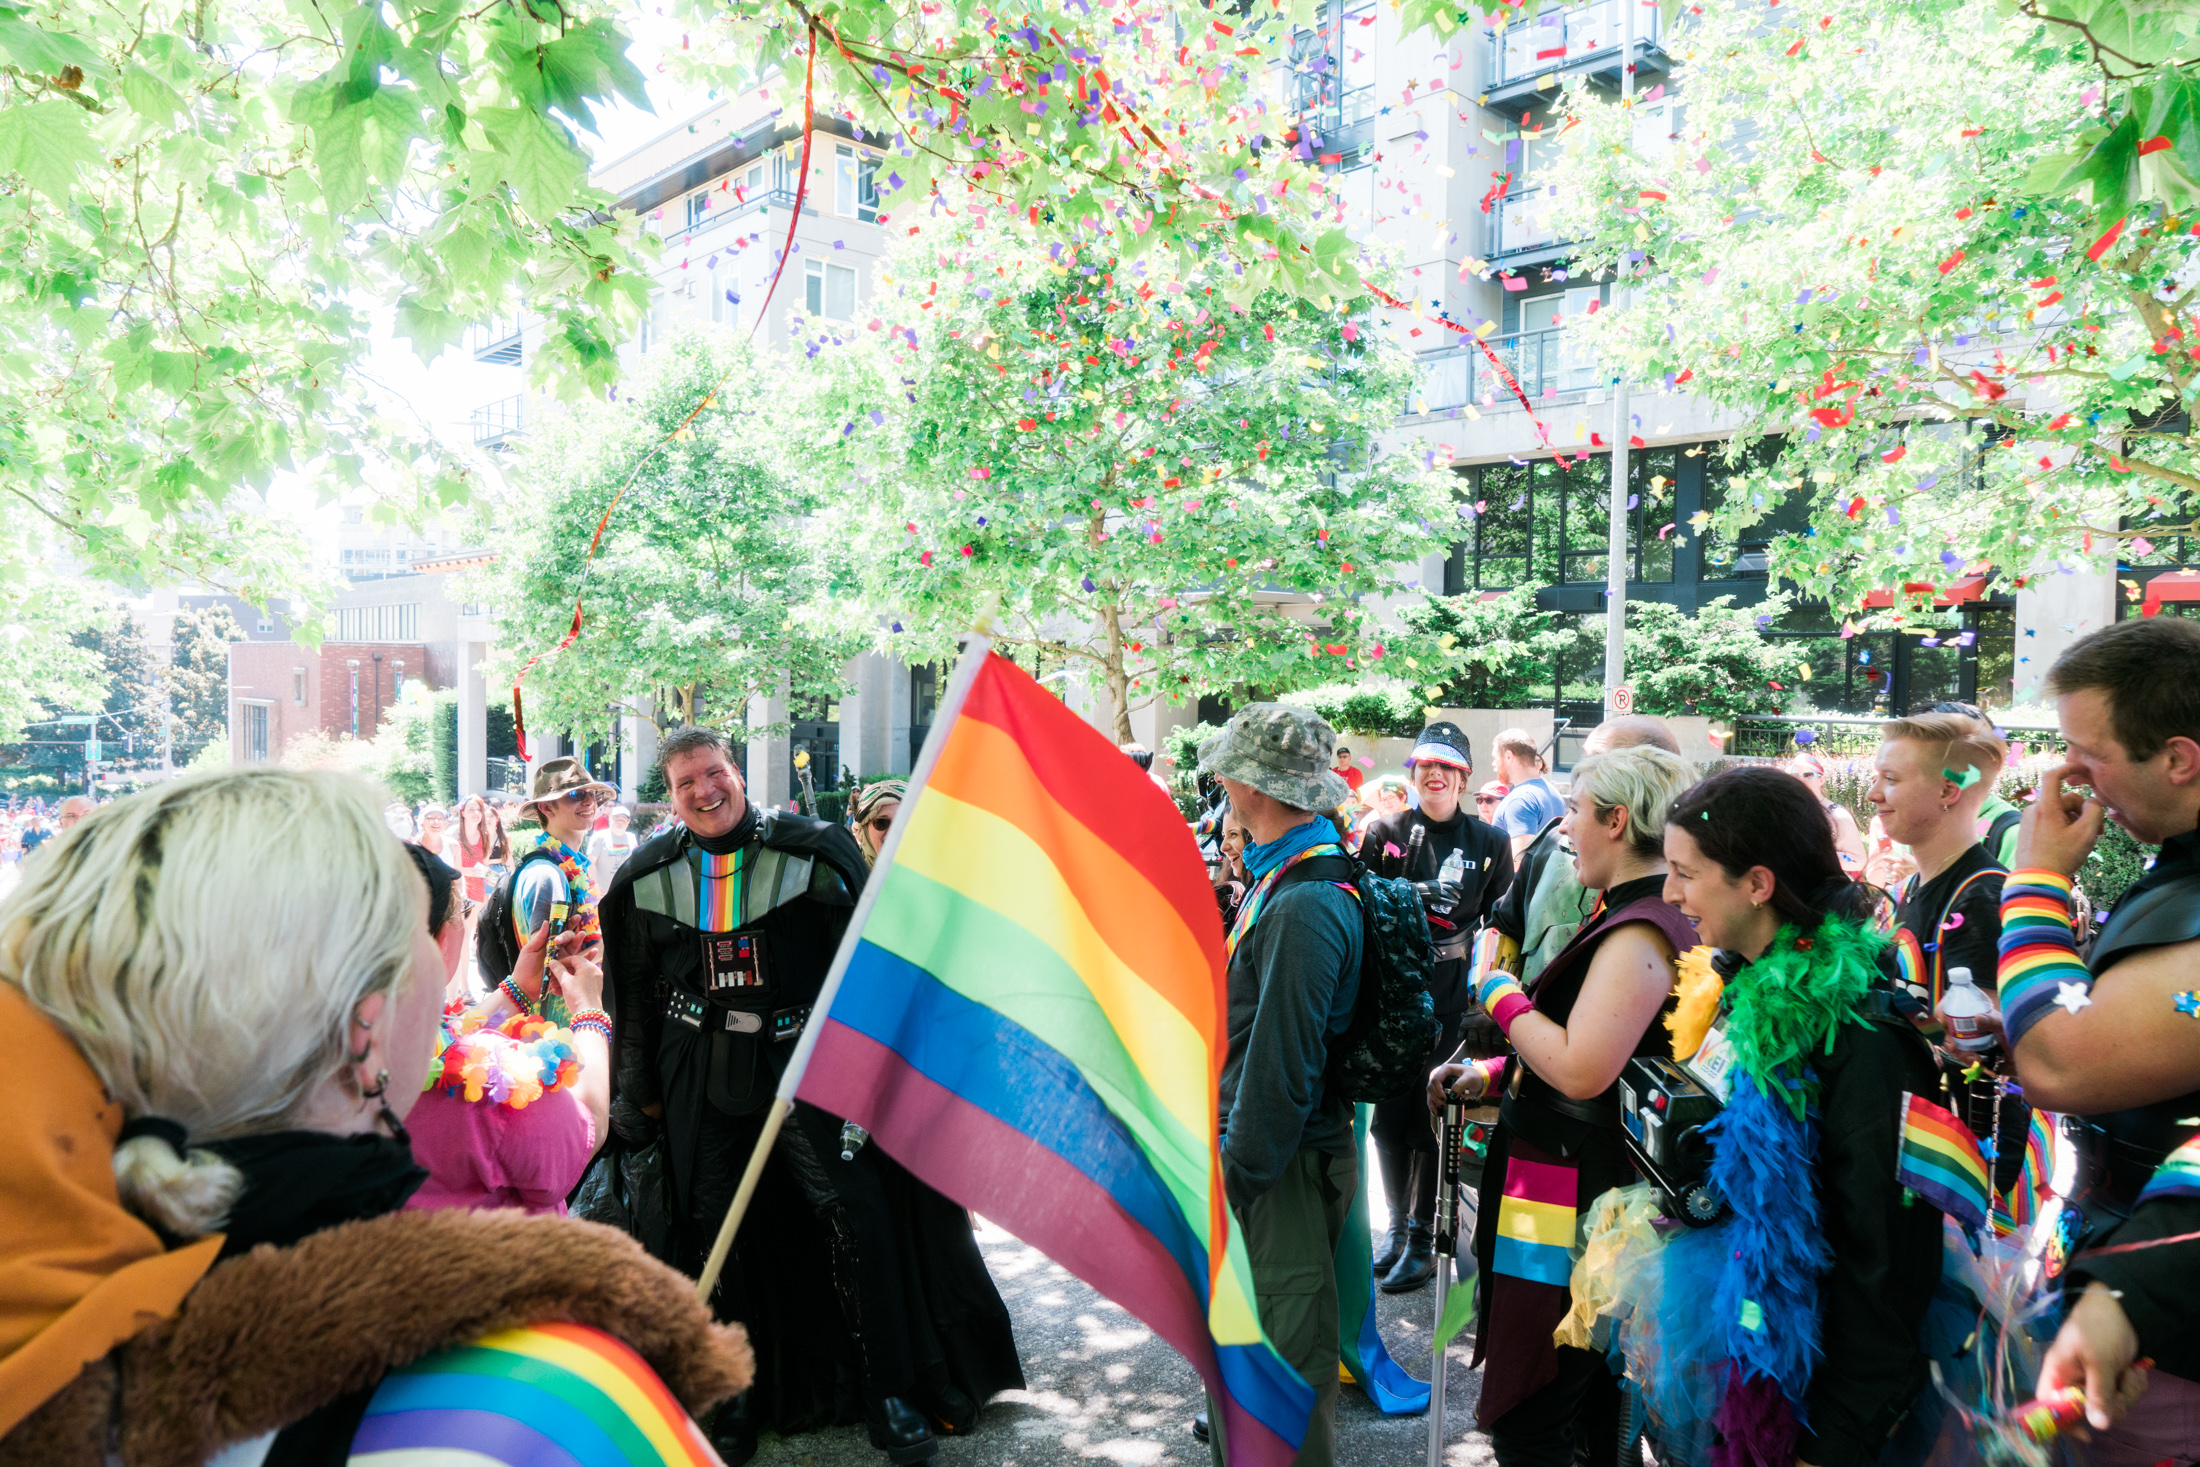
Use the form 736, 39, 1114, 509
404, 1086, 596, 1215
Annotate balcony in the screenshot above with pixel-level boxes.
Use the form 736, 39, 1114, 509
470, 394, 524, 448
1484, 0, 1665, 101
1490, 185, 1573, 260
465, 317, 522, 365
1412, 326, 1602, 414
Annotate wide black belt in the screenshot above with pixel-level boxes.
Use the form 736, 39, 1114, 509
666, 989, 810, 1043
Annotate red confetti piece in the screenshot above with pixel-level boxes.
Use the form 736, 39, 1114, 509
2088, 217, 2128, 260
1939, 250, 1965, 275
2139, 135, 2174, 156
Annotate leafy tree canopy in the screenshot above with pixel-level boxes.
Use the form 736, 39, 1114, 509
1547, 0, 2200, 615
166, 603, 244, 764
817, 216, 1453, 740
483, 329, 856, 747
0, 0, 659, 615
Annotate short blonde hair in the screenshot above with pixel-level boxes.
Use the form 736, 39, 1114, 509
1880, 712, 2008, 792
0, 769, 423, 1237
1568, 745, 1698, 858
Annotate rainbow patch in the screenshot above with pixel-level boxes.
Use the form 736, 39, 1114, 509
1897, 1091, 1991, 1234
347, 1322, 718, 1465
1491, 1156, 1577, 1286
696, 851, 741, 933
2137, 1129, 2200, 1204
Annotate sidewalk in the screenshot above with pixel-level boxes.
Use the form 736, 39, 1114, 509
751, 1211, 1491, 1467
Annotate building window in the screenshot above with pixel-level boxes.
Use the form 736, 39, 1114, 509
804, 260, 856, 321
1698, 440, 1804, 582
684, 192, 709, 231
242, 702, 270, 763
1458, 449, 1676, 590
333, 604, 418, 641
292, 669, 306, 706
834, 145, 879, 222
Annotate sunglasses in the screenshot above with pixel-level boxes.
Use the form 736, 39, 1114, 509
867, 816, 894, 833
557, 790, 601, 807
1474, 795, 1500, 805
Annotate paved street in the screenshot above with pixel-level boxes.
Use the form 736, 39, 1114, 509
754, 1199, 1493, 1467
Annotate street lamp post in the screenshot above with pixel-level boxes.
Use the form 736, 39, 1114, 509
1603, 0, 1637, 722
348, 659, 361, 738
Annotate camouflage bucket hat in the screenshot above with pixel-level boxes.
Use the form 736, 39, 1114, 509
1196, 704, 1354, 811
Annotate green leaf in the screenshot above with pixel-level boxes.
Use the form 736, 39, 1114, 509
480, 105, 584, 221
312, 100, 370, 213
119, 62, 184, 123
0, 99, 100, 200
0, 12, 106, 80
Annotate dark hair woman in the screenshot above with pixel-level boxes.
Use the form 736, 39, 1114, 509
1622, 766, 1941, 1467
1426, 746, 1700, 1467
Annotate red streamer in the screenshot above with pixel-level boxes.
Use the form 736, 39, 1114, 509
1366, 283, 1568, 463
509, 25, 820, 762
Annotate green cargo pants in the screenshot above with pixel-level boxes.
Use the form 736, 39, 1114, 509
1207, 1146, 1358, 1467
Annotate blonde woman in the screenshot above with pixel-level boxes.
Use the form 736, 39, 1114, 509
1428, 746, 1702, 1467
0, 770, 747, 1463
849, 778, 906, 867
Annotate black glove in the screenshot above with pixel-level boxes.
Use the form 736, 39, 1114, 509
609, 1096, 662, 1148
1412, 879, 1463, 928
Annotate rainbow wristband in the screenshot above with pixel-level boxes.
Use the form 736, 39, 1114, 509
1476, 1056, 1510, 1094
568, 1008, 613, 1044
1998, 869, 2091, 1051
1476, 972, 1534, 1038
499, 975, 534, 1014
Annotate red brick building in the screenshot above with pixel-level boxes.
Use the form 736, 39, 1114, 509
227, 641, 436, 764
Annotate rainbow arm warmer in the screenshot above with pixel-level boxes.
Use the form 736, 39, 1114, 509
1475, 970, 1534, 1038
1998, 870, 2092, 1050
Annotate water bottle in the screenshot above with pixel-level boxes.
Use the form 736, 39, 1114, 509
839, 1120, 870, 1161
1438, 848, 1466, 884
1936, 967, 1998, 1053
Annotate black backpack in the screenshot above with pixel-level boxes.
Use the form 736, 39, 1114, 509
1276, 853, 1442, 1104
475, 846, 568, 989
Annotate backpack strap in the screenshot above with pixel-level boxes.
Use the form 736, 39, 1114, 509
1927, 867, 2003, 1007
1985, 808, 2023, 864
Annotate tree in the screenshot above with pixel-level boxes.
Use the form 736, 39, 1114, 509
166, 604, 244, 764
1623, 598, 1799, 723
1401, 588, 1584, 712
484, 329, 853, 747
0, 532, 103, 738
1544, 0, 2200, 615
0, 1, 660, 615
821, 219, 1453, 741
1, 603, 164, 787
666, 0, 1357, 306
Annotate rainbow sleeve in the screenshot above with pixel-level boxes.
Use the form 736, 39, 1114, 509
1998, 870, 2090, 1051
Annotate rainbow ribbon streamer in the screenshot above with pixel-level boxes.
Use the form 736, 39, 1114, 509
1898, 1091, 1992, 1237
793, 650, 1313, 1466
2137, 1130, 2200, 1204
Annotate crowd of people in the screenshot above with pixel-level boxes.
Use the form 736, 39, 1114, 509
7, 616, 2200, 1467
1193, 615, 2200, 1467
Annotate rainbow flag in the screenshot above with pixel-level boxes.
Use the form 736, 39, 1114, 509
789, 648, 1314, 1465
1897, 1091, 1992, 1235
348, 1323, 719, 1464
2137, 1129, 2200, 1203
1491, 1155, 1578, 1285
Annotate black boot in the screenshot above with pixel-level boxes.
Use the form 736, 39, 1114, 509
866, 1397, 940, 1466
1192, 1411, 1210, 1443
1380, 1220, 1438, 1293
710, 1393, 759, 1467
1372, 1143, 1413, 1275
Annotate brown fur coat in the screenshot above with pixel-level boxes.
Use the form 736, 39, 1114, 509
0, 1207, 752, 1467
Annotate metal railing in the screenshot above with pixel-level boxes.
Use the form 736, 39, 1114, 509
470, 395, 524, 445
1413, 325, 1600, 413
465, 318, 522, 365
1491, 186, 1571, 257
1484, 0, 1662, 89
1724, 714, 2064, 761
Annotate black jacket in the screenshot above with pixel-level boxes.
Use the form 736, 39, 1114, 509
1798, 1013, 1946, 1467
1361, 805, 1514, 1013
2072, 1181, 2200, 1381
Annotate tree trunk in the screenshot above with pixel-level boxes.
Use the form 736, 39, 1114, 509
1100, 606, 1134, 744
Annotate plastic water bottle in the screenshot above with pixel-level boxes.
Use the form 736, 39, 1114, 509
1438, 848, 1466, 884
1937, 967, 1998, 1053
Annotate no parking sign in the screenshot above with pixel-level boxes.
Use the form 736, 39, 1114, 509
1610, 684, 1634, 716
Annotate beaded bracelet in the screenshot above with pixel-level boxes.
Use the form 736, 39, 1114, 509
568, 1008, 613, 1044
498, 975, 533, 1014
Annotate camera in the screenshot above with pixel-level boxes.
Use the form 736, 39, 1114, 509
1618, 1055, 1727, 1226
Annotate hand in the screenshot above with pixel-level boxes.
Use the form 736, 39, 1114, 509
1428, 1062, 1470, 1114
548, 936, 605, 1014
2040, 1283, 2147, 1431
508, 922, 553, 1003
2014, 766, 2107, 879
1412, 878, 1463, 920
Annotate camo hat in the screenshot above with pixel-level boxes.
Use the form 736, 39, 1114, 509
1196, 704, 1354, 812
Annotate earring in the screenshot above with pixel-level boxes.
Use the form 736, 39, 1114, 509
359, 1068, 410, 1145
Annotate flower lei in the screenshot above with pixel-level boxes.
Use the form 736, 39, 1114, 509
1639, 914, 1883, 1467
424, 996, 583, 1110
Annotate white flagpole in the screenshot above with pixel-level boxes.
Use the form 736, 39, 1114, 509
694, 630, 996, 1303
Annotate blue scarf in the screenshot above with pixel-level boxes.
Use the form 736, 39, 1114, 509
1243, 815, 1336, 879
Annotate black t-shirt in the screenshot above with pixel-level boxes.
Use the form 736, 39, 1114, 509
1895, 843, 2006, 998
1360, 805, 1513, 928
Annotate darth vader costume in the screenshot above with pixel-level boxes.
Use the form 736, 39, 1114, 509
600, 803, 1022, 1462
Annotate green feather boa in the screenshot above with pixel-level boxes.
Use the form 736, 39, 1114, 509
1721, 913, 1884, 1115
